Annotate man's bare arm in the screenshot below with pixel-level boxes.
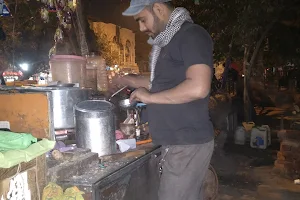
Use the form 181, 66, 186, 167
119, 74, 150, 89
149, 64, 212, 104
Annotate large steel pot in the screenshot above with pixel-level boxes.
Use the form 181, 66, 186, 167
51, 87, 90, 129
30, 87, 90, 129
74, 100, 117, 156
0, 86, 90, 130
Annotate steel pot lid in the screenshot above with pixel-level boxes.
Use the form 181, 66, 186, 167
75, 100, 115, 113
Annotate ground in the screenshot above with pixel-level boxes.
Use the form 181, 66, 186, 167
212, 106, 300, 200
213, 141, 300, 200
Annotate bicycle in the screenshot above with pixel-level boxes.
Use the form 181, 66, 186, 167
204, 164, 219, 200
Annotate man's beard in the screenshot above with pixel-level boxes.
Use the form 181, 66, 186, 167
151, 14, 167, 39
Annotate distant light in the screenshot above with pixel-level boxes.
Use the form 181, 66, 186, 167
73, 0, 77, 8
20, 63, 29, 71
242, 74, 245, 77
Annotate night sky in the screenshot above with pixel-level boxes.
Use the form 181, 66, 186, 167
88, 0, 137, 31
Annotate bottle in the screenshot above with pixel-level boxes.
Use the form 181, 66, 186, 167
97, 57, 108, 92
85, 53, 98, 90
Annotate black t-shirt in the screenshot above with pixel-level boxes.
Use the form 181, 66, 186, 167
147, 22, 214, 145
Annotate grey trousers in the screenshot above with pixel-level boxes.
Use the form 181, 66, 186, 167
158, 140, 214, 200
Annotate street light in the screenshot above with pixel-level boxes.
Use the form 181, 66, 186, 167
20, 63, 29, 71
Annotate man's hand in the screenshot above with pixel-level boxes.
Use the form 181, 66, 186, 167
130, 87, 152, 104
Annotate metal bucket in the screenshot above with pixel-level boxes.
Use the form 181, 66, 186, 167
74, 100, 117, 156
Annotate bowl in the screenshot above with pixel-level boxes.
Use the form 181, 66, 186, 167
119, 99, 137, 110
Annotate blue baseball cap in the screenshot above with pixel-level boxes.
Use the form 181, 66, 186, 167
122, 0, 172, 16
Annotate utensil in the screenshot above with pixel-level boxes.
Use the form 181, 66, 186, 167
56, 83, 75, 87
25, 87, 90, 129
109, 86, 127, 101
75, 100, 117, 157
120, 123, 136, 136
119, 98, 137, 110
47, 81, 75, 87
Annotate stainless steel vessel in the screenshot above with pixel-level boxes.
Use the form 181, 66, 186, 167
51, 87, 90, 129
74, 100, 117, 156
119, 99, 137, 110
28, 87, 90, 129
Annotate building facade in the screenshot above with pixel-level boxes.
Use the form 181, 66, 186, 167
90, 21, 139, 73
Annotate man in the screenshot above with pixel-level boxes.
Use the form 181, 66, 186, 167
116, 1, 214, 199
0, 70, 5, 86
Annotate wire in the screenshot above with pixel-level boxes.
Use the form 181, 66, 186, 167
12, 163, 21, 178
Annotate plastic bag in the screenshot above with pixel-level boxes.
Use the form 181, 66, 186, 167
42, 182, 85, 200
42, 182, 63, 200
0, 139, 55, 168
0, 131, 37, 151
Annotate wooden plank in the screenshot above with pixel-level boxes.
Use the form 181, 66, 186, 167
0, 159, 36, 181
27, 169, 38, 200
100, 150, 146, 162
0, 92, 52, 139
27, 155, 47, 199
36, 155, 47, 197
0, 155, 47, 200
0, 179, 10, 198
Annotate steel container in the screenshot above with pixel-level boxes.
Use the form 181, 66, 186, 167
74, 100, 117, 156
21, 87, 90, 130
51, 88, 90, 129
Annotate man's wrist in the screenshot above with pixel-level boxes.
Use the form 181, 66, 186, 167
148, 93, 156, 104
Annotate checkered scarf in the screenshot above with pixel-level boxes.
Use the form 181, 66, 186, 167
148, 7, 193, 89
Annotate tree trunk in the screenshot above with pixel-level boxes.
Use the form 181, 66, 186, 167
248, 21, 276, 75
252, 49, 265, 82
243, 21, 276, 121
243, 46, 250, 122
75, 0, 89, 55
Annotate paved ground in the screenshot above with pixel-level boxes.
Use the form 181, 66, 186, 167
212, 135, 300, 200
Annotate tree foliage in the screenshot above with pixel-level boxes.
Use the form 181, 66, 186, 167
175, 0, 300, 66
174, 0, 300, 121
0, 0, 56, 74
94, 32, 120, 66
0, 0, 97, 77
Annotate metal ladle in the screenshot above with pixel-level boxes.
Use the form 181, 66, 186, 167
108, 86, 127, 101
